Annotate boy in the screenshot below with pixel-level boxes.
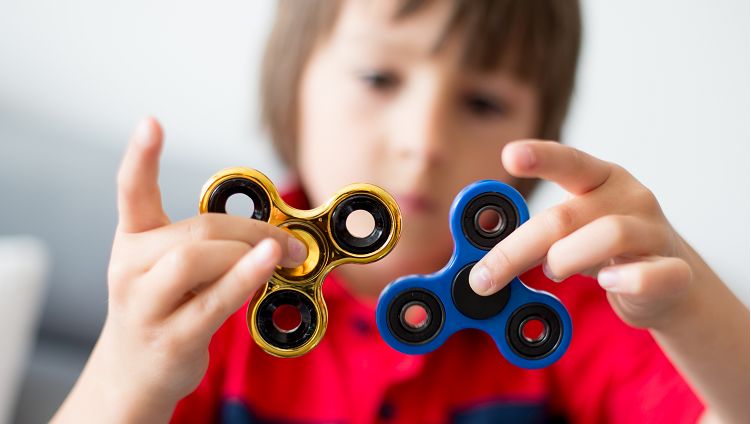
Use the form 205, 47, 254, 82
52, 0, 749, 423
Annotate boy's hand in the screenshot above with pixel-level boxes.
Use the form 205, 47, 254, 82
57, 117, 307, 422
468, 140, 692, 329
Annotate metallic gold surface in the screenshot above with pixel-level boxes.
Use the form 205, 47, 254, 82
199, 167, 401, 357
277, 222, 325, 281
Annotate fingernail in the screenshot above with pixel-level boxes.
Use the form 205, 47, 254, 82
135, 118, 155, 147
517, 145, 536, 169
288, 237, 308, 263
597, 270, 618, 290
249, 239, 276, 267
542, 258, 563, 283
469, 265, 494, 294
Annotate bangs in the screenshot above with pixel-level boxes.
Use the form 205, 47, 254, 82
395, 0, 581, 85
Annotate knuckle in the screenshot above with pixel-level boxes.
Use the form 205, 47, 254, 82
189, 214, 215, 241
601, 215, 630, 248
636, 186, 659, 210
664, 258, 692, 289
199, 289, 225, 318
653, 225, 675, 257
608, 163, 627, 177
167, 243, 201, 278
107, 261, 130, 284
545, 204, 576, 238
623, 180, 661, 216
674, 259, 693, 287
601, 163, 626, 189
107, 261, 139, 303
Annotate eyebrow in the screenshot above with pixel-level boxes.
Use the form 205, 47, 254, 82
348, 34, 432, 58
342, 29, 530, 90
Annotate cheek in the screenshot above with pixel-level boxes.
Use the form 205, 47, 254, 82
449, 141, 515, 190
297, 55, 381, 205
451, 101, 540, 187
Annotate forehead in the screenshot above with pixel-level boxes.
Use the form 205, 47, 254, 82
332, 0, 456, 61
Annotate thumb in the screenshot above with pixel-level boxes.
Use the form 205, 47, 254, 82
116, 116, 170, 233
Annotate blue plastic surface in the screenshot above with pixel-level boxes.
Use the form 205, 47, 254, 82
376, 180, 572, 369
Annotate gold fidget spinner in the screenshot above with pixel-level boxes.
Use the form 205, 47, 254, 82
199, 168, 401, 357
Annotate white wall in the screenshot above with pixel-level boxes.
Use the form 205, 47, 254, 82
0, 0, 748, 304
0, 0, 284, 179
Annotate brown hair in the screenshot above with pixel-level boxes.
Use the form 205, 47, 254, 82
261, 0, 581, 168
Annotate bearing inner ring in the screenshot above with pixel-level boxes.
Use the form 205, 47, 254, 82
518, 316, 550, 346
399, 301, 431, 332
474, 205, 507, 237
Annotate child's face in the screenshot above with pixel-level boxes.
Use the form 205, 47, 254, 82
297, 0, 539, 295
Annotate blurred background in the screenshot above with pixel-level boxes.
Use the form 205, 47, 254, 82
0, 1, 748, 422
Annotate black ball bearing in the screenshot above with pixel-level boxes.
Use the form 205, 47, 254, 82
207, 177, 272, 222
330, 194, 391, 255
461, 193, 519, 251
256, 290, 317, 350
505, 303, 563, 360
387, 288, 445, 346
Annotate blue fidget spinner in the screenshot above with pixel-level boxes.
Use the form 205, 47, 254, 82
376, 180, 572, 369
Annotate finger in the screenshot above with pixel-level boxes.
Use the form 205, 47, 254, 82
138, 240, 253, 317
133, 213, 308, 269
543, 215, 671, 281
468, 195, 606, 295
117, 117, 170, 233
575, 258, 614, 280
502, 140, 613, 196
174, 238, 281, 338
597, 256, 692, 298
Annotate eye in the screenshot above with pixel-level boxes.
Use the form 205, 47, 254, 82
359, 71, 400, 91
464, 93, 506, 117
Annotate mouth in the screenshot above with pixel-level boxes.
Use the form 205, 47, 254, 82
393, 194, 437, 215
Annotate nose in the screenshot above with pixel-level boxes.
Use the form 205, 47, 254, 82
387, 71, 450, 168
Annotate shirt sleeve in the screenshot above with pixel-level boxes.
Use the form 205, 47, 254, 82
521, 268, 706, 424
